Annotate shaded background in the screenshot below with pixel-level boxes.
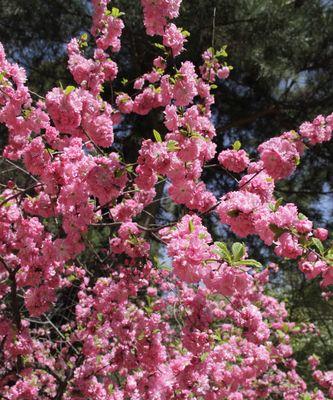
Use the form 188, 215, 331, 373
1, 0, 333, 383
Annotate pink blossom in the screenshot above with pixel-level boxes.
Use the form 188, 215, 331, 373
258, 135, 300, 180
217, 66, 230, 79
299, 115, 332, 144
116, 93, 134, 114
164, 104, 179, 131
173, 61, 198, 106
314, 228, 329, 241
204, 265, 253, 297
274, 233, 303, 259
86, 154, 127, 205
133, 88, 156, 115
217, 191, 262, 237
46, 87, 83, 133
141, 0, 181, 36
160, 215, 214, 283
163, 23, 186, 57
218, 149, 250, 173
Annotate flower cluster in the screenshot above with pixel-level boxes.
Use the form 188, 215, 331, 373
218, 148, 250, 173
0, 0, 332, 398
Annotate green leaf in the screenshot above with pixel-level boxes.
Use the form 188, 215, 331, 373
167, 140, 180, 151
181, 29, 190, 38
188, 219, 195, 233
214, 242, 232, 263
326, 247, 333, 261
234, 259, 262, 268
107, 7, 124, 18
275, 197, 284, 210
212, 328, 224, 343
269, 223, 287, 239
154, 43, 166, 51
190, 131, 202, 139
67, 274, 77, 282
298, 213, 307, 220
143, 306, 153, 315
0, 70, 7, 82
108, 384, 114, 395
1, 200, 13, 208
215, 45, 228, 58
114, 168, 125, 178
276, 329, 285, 340
232, 140, 242, 151
301, 394, 311, 400
269, 198, 284, 212
312, 238, 324, 255
227, 210, 240, 218
102, 226, 111, 236
128, 234, 139, 245
231, 242, 245, 262
22, 109, 32, 119
153, 129, 162, 142
64, 85, 75, 95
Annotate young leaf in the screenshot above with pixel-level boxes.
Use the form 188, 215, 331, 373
298, 213, 307, 220
214, 242, 232, 263
227, 210, 240, 218
181, 29, 190, 38
269, 223, 287, 239
312, 238, 324, 255
275, 197, 284, 210
231, 242, 245, 262
188, 219, 195, 233
232, 140, 242, 151
111, 7, 124, 18
234, 259, 262, 268
153, 129, 162, 142
0, 70, 7, 82
301, 394, 311, 400
154, 43, 166, 51
108, 384, 114, 395
167, 140, 180, 151
64, 85, 75, 95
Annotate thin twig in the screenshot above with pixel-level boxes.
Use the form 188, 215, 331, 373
82, 128, 105, 156
28, 89, 45, 100
212, 7, 217, 48
0, 183, 43, 208
0, 156, 40, 183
